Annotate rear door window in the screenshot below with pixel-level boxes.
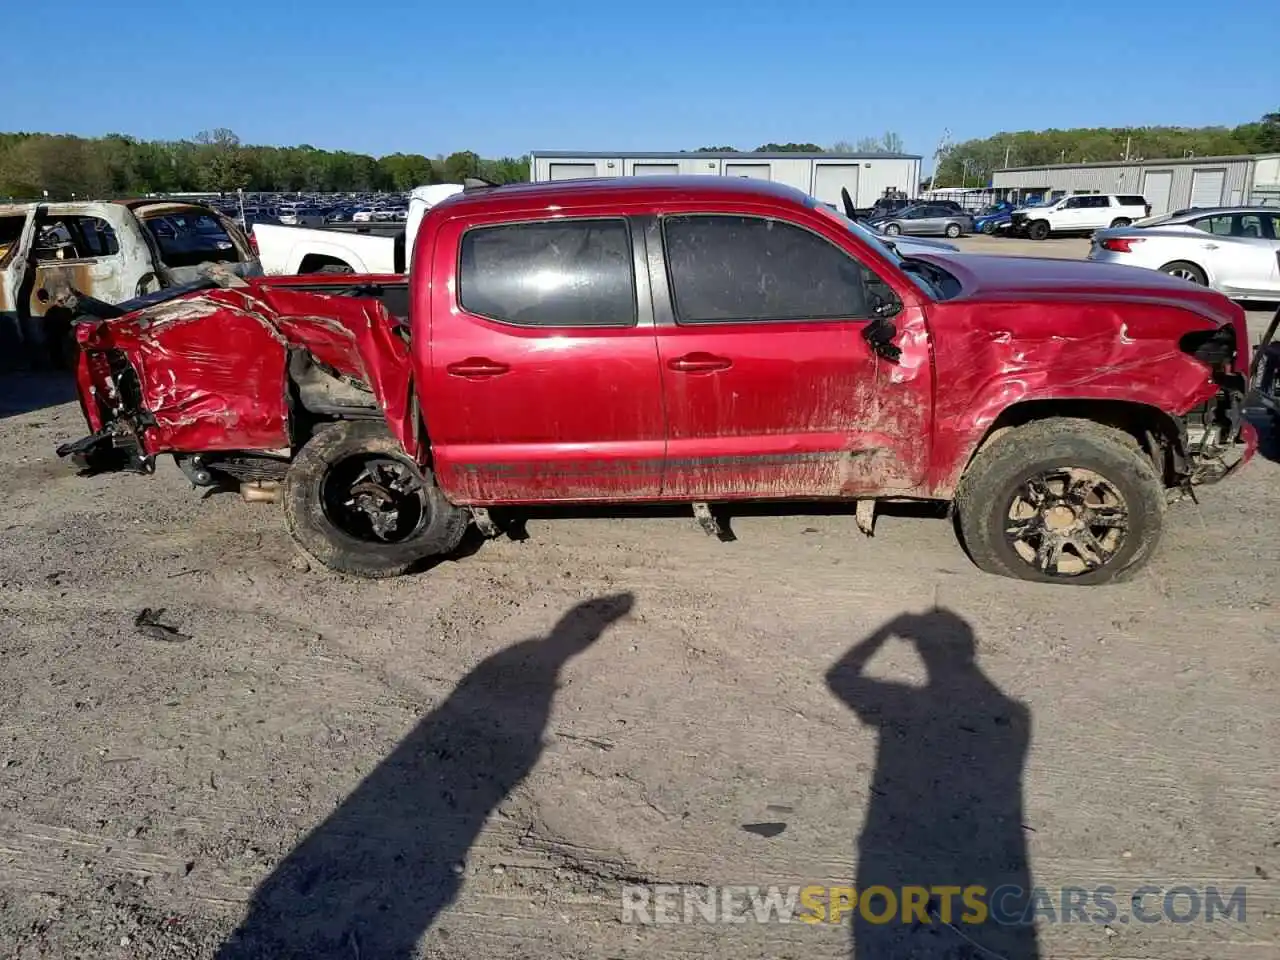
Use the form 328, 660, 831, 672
1117, 196, 1147, 208
459, 218, 635, 327
1234, 214, 1265, 239
33, 216, 120, 261
662, 214, 872, 323
1191, 215, 1236, 236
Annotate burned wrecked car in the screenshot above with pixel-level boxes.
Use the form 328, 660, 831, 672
60, 177, 1255, 585
0, 200, 259, 368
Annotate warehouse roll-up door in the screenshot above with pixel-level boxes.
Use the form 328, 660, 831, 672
1190, 169, 1225, 207
549, 163, 598, 180
723, 163, 772, 181
812, 164, 861, 207
631, 163, 679, 176
1141, 170, 1173, 215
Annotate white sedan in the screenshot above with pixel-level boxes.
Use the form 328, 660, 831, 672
1088, 206, 1280, 301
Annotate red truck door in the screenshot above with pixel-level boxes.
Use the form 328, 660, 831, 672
649, 212, 930, 499
422, 214, 666, 503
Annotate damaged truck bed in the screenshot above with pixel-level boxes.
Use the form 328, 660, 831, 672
58, 176, 1255, 585
64, 275, 418, 481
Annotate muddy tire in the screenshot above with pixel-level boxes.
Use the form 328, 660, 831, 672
955, 418, 1164, 585
283, 420, 468, 578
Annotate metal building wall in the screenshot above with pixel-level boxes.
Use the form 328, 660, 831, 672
530, 152, 921, 206
990, 168, 1050, 190
992, 157, 1257, 207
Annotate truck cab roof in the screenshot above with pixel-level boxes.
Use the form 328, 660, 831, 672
434, 175, 814, 217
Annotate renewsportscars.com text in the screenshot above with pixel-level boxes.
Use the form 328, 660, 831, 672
621, 884, 1247, 926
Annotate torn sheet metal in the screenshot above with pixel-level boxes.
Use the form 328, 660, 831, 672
73, 282, 413, 458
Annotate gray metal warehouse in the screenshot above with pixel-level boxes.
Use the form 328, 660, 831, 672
529, 151, 923, 209
992, 153, 1280, 215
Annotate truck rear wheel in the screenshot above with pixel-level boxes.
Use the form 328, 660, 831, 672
955, 418, 1164, 585
284, 421, 467, 578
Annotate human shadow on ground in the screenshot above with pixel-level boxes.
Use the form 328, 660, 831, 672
0, 371, 77, 419
216, 592, 634, 960
826, 608, 1039, 960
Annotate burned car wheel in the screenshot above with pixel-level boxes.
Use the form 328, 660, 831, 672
955, 419, 1164, 585
284, 421, 467, 578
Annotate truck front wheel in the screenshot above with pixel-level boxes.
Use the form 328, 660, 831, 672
284, 421, 467, 578
955, 418, 1164, 585
1027, 220, 1051, 240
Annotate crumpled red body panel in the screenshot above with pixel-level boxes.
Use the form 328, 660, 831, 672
76, 284, 415, 458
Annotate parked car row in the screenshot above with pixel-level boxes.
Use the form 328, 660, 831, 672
188, 192, 415, 231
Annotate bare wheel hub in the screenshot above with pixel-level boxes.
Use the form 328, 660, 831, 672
321, 456, 429, 545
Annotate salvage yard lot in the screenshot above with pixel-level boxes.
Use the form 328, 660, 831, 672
1, 236, 1277, 959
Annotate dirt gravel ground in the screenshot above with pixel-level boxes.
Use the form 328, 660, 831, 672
1, 238, 1277, 959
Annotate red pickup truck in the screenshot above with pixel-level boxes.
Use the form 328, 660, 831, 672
58, 177, 1254, 585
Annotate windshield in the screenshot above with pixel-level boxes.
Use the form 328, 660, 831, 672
143, 212, 242, 267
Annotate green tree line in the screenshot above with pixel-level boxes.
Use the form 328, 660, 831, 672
5, 115, 1277, 199
692, 134, 904, 154
0, 129, 531, 200
934, 112, 1280, 187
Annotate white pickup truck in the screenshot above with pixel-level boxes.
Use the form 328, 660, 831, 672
253, 184, 463, 275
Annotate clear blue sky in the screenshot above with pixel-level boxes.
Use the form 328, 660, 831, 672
4, 0, 1272, 159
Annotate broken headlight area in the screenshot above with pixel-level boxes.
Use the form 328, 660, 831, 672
1174, 321, 1254, 484
1179, 378, 1249, 484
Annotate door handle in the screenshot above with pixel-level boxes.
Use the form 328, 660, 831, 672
668, 353, 732, 373
1203, 243, 1218, 250
446, 357, 510, 379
